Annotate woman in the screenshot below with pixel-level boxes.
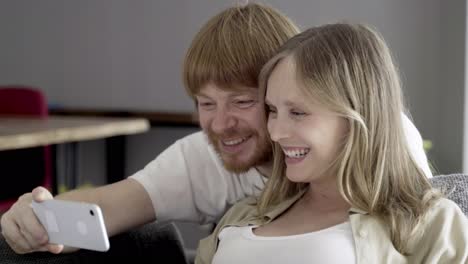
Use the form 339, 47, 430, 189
195, 23, 468, 263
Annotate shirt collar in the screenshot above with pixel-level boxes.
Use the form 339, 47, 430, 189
246, 190, 369, 225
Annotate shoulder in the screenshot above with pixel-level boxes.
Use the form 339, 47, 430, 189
176, 131, 265, 187
176, 131, 224, 161
416, 197, 468, 244
426, 198, 466, 219
409, 198, 468, 261
176, 130, 209, 147
218, 196, 259, 226
171, 131, 218, 160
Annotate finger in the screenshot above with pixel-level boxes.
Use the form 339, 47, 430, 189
2, 223, 33, 254
47, 243, 64, 254
31, 186, 53, 202
18, 223, 46, 251
17, 206, 49, 247
13, 196, 49, 250
38, 246, 49, 252
4, 235, 25, 254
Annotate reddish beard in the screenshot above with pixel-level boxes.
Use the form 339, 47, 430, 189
206, 128, 272, 173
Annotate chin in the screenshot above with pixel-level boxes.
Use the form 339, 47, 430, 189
286, 176, 306, 183
221, 152, 261, 173
285, 171, 309, 183
222, 160, 252, 173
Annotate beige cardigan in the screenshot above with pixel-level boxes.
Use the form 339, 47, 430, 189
195, 193, 468, 263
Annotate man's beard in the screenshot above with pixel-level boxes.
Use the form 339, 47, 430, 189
206, 128, 272, 173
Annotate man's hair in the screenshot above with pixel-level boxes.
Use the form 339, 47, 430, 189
257, 23, 441, 255
183, 3, 299, 99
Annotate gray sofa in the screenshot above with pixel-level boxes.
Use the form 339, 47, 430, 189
1, 173, 467, 263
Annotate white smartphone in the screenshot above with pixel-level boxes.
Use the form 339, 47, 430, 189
31, 200, 110, 252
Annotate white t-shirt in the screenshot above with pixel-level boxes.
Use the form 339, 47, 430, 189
212, 223, 356, 264
130, 132, 265, 224
130, 115, 432, 224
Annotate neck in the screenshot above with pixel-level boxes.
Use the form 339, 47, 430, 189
301, 178, 350, 212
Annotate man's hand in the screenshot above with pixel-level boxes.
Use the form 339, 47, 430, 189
1, 187, 64, 254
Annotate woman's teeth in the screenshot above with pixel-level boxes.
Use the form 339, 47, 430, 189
283, 148, 310, 158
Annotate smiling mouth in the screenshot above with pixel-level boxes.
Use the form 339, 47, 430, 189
283, 148, 310, 158
222, 136, 250, 146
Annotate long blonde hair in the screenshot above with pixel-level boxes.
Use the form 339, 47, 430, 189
258, 23, 440, 254
183, 3, 300, 99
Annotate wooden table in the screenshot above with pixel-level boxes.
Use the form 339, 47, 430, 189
0, 115, 150, 191
0, 116, 149, 151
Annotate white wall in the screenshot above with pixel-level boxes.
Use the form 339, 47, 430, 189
439, 0, 466, 174
0, 0, 440, 113
0, 0, 456, 173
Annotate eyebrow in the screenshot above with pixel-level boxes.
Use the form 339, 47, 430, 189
197, 90, 257, 99
265, 98, 302, 108
195, 94, 211, 100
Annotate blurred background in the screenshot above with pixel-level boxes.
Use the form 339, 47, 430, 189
0, 0, 466, 255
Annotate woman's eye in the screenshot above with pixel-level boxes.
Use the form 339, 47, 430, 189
290, 110, 306, 117
267, 108, 277, 114
267, 107, 277, 119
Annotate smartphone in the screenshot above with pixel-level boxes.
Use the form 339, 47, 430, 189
31, 199, 110, 252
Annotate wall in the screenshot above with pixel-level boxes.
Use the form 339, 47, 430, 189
0, 0, 453, 171
438, 0, 466, 174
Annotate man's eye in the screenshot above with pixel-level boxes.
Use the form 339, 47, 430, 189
234, 100, 256, 108
199, 102, 215, 108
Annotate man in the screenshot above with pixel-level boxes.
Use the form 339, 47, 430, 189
0, 3, 431, 255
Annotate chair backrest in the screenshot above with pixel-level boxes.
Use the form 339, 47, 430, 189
0, 86, 48, 117
0, 86, 52, 212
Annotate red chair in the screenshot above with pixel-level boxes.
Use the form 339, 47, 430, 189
0, 86, 52, 212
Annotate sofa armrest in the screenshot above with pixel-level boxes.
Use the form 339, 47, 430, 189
430, 173, 468, 217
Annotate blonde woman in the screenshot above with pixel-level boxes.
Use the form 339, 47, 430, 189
196, 23, 468, 263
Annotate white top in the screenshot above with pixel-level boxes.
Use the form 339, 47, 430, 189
212, 223, 356, 264
130, 114, 431, 224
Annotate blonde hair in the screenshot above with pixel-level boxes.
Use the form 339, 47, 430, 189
183, 3, 300, 99
258, 23, 441, 255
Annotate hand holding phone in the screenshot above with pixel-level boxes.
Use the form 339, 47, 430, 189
31, 199, 110, 252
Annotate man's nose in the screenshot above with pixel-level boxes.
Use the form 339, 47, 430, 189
211, 107, 236, 134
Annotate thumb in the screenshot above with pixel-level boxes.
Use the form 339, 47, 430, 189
46, 244, 64, 254
32, 186, 53, 202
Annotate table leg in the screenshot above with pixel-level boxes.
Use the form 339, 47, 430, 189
105, 136, 126, 184
54, 142, 78, 192
68, 142, 78, 189
51, 145, 58, 195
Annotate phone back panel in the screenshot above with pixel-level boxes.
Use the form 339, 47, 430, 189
32, 200, 110, 252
